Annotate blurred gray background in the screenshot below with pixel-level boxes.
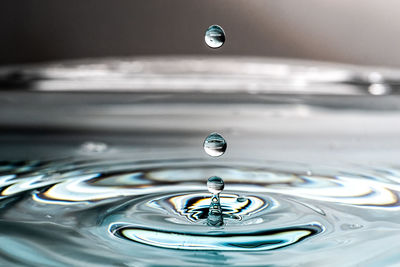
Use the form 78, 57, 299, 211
1, 0, 400, 67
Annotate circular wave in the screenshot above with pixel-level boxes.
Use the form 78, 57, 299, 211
0, 158, 399, 265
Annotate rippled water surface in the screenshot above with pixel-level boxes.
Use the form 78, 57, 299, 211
2, 56, 400, 265
1, 154, 400, 266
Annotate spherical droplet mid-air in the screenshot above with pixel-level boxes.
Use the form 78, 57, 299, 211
207, 176, 225, 194
203, 132, 227, 157
205, 25, 225, 49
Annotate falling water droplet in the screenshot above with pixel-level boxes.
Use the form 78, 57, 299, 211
205, 25, 225, 49
207, 176, 225, 194
203, 133, 227, 157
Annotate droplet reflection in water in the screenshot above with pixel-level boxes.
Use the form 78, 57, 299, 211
203, 132, 227, 157
368, 83, 391, 96
205, 25, 225, 49
207, 176, 225, 227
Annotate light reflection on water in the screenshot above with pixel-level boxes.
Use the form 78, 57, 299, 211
2, 57, 400, 265
0, 157, 400, 265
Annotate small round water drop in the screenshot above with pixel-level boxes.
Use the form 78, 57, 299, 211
203, 132, 227, 157
205, 25, 225, 49
236, 197, 248, 203
207, 176, 224, 194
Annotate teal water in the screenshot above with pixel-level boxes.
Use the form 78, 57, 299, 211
1, 57, 400, 266
1, 154, 400, 266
